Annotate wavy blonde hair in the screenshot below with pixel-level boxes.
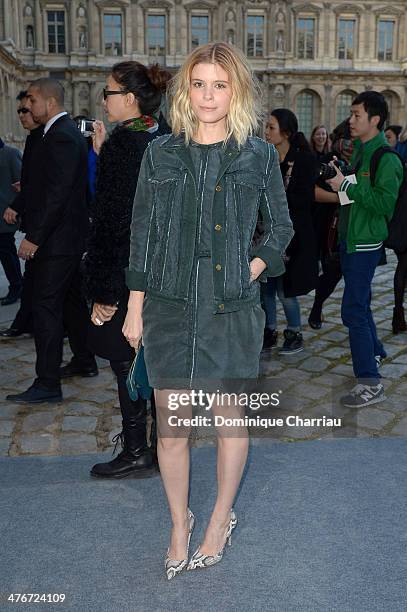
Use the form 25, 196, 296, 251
169, 42, 263, 146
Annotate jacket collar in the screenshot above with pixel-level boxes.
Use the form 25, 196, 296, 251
43, 111, 68, 136
352, 131, 387, 155
160, 133, 254, 186
159, 132, 254, 152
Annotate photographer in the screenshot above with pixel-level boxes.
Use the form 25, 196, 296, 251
326, 91, 403, 407
308, 119, 352, 329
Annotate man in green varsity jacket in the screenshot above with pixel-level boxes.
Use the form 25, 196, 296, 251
327, 91, 403, 408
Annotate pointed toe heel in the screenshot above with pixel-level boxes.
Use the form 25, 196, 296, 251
165, 508, 195, 581
187, 509, 237, 571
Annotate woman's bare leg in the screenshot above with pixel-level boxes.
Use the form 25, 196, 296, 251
156, 389, 192, 560
199, 400, 249, 555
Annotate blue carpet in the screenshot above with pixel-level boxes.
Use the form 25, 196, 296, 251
0, 438, 406, 612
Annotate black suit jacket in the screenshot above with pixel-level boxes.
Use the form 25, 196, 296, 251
12, 125, 44, 225
24, 114, 89, 257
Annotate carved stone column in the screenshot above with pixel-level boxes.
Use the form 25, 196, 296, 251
324, 84, 332, 128
3, 0, 12, 40
34, 0, 43, 51
69, 0, 77, 52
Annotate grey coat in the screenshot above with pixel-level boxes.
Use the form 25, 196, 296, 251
126, 133, 294, 314
0, 144, 22, 233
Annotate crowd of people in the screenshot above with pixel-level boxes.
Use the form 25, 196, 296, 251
0, 41, 406, 579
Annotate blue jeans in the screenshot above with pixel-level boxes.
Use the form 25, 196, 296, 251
340, 242, 386, 383
261, 276, 301, 331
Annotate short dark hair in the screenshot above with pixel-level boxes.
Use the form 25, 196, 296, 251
351, 91, 388, 130
16, 90, 28, 101
385, 125, 402, 139
29, 78, 65, 106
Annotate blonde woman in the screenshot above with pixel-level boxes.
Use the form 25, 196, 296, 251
122, 42, 293, 579
310, 125, 331, 158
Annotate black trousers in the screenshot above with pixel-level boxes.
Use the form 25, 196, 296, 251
31, 255, 83, 390
0, 232, 23, 294
63, 264, 95, 366
394, 250, 407, 310
313, 255, 342, 311
12, 260, 34, 332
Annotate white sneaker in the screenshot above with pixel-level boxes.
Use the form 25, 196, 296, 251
340, 383, 386, 408
375, 355, 385, 368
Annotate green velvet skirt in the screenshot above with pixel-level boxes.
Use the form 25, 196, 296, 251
142, 256, 265, 390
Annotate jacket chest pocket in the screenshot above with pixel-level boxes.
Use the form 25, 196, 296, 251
148, 167, 187, 292
148, 168, 184, 233
223, 171, 267, 298
225, 170, 266, 240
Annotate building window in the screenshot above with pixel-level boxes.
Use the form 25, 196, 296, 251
296, 91, 315, 137
104, 14, 122, 56
336, 92, 354, 125
191, 15, 209, 49
147, 15, 166, 64
338, 19, 355, 60
378, 20, 394, 61
297, 18, 315, 59
47, 11, 65, 54
247, 15, 264, 57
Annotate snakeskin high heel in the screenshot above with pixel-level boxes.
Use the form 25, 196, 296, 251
165, 508, 195, 581
187, 509, 237, 571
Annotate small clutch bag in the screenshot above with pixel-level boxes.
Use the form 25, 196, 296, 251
126, 342, 152, 401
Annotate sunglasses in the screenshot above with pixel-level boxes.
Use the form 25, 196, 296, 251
17, 108, 30, 115
102, 88, 128, 101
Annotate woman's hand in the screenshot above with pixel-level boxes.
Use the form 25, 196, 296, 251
122, 309, 143, 349
250, 257, 267, 282
92, 120, 107, 155
91, 303, 117, 326
3, 207, 18, 224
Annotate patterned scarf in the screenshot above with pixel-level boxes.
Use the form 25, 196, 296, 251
122, 115, 157, 133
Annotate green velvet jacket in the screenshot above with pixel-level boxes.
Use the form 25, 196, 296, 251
126, 133, 293, 314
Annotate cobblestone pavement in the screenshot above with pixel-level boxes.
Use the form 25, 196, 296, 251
0, 252, 406, 457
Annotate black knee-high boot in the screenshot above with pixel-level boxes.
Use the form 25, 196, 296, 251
90, 360, 157, 479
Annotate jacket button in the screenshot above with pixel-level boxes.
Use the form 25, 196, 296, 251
218, 303, 225, 310
215, 264, 222, 271
215, 185, 222, 192
214, 224, 222, 231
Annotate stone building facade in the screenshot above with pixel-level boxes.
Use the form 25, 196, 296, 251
1, 0, 406, 143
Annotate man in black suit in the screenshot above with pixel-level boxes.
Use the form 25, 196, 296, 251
7, 78, 91, 403
1, 90, 43, 335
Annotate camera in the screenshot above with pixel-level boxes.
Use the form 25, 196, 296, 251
317, 159, 353, 181
75, 117, 95, 138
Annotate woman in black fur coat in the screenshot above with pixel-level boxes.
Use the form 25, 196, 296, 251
84, 61, 170, 479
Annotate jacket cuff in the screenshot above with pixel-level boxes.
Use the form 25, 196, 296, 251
346, 184, 356, 200
340, 178, 355, 196
125, 267, 147, 291
253, 246, 286, 279
24, 233, 41, 247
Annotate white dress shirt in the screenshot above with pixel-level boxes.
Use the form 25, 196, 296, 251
43, 111, 68, 136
